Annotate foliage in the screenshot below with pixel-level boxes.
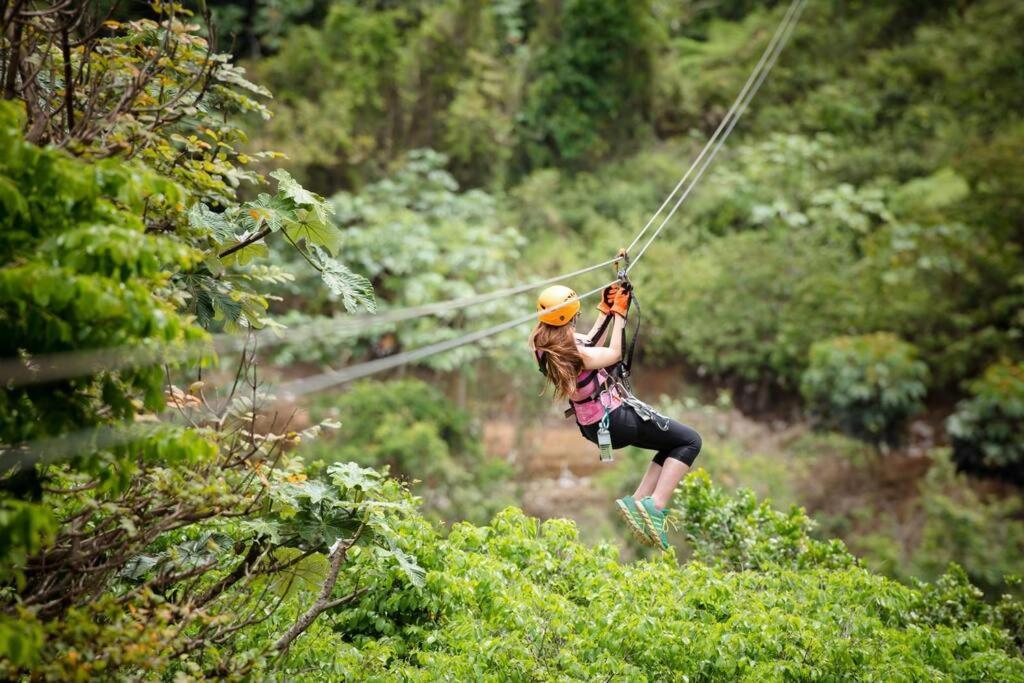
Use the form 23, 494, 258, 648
269, 150, 526, 371
948, 361, 1024, 477
302, 380, 515, 525
831, 450, 1024, 599
3, 0, 1024, 677
0, 1, 274, 205
0, 99, 204, 444
674, 470, 854, 572
801, 334, 929, 447
858, 218, 1024, 387
1, 410, 428, 679
272, 476, 1024, 681
188, 168, 375, 327
245, 0, 660, 189
517, 0, 656, 170
248, 1, 405, 190
0, 6, 379, 676
643, 227, 861, 392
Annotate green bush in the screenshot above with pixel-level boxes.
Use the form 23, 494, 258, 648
801, 333, 929, 447
640, 227, 862, 389
518, 0, 656, 171
276, 473, 1024, 681
302, 379, 516, 524
948, 361, 1024, 477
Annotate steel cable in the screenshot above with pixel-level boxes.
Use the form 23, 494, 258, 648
623, 0, 805, 257
1, 256, 618, 387
628, 0, 807, 271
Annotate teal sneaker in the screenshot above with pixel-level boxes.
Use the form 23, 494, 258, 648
616, 496, 656, 547
635, 496, 671, 550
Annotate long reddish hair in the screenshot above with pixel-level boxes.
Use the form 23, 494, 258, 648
530, 321, 583, 400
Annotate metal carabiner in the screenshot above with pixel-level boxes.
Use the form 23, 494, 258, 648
613, 248, 632, 290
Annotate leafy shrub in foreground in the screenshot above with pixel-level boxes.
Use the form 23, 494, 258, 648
948, 360, 1024, 478
801, 333, 929, 447
284, 472, 1024, 681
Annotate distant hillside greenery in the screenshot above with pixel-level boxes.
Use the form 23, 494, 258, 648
238, 0, 1024, 457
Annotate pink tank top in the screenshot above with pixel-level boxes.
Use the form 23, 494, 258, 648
535, 347, 622, 425
570, 367, 622, 425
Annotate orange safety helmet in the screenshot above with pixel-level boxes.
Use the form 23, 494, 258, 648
536, 285, 580, 326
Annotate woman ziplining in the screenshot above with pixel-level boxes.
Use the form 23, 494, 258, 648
529, 265, 702, 551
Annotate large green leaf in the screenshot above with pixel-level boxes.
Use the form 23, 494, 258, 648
308, 245, 377, 314
188, 202, 239, 242
270, 169, 333, 225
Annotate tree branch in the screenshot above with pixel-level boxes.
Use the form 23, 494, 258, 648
60, 16, 73, 132
273, 524, 365, 654
218, 226, 272, 259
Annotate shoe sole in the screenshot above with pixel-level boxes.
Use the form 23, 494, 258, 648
634, 499, 670, 551
616, 500, 656, 547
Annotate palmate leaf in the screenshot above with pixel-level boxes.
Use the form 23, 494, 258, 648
243, 192, 295, 233
188, 202, 239, 242
270, 169, 332, 225
380, 543, 426, 588
308, 245, 377, 314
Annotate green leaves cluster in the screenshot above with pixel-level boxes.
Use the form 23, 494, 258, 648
269, 150, 524, 370
801, 334, 929, 448
675, 470, 854, 572
0, 100, 206, 443
948, 361, 1024, 476
187, 168, 374, 328
0, 8, 378, 677
518, 0, 655, 170
246, 0, 659, 189
275, 473, 1024, 681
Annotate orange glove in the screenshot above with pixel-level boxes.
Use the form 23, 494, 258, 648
611, 285, 631, 317
597, 283, 619, 315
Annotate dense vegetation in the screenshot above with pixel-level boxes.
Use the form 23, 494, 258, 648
2, 0, 1023, 679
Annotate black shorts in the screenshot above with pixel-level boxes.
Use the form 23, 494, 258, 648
578, 404, 702, 466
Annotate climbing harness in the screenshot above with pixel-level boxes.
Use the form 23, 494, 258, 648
606, 266, 672, 434
534, 254, 672, 462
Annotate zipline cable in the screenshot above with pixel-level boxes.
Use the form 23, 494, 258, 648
0, 256, 619, 387
0, 285, 613, 469
277, 282, 614, 400
628, 0, 807, 272
623, 0, 805, 256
